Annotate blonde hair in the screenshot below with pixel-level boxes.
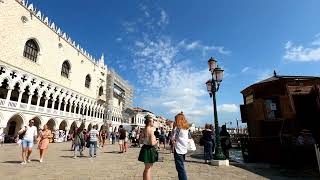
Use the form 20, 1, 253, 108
175, 112, 189, 130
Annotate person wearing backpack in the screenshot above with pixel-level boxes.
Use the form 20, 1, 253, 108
118, 125, 126, 153
73, 128, 84, 159
202, 124, 214, 164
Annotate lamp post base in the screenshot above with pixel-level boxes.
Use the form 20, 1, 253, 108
210, 159, 229, 166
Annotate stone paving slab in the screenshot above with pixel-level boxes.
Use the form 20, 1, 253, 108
0, 142, 314, 180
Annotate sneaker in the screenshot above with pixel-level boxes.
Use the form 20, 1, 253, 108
20, 161, 27, 165
27, 159, 31, 163
39, 159, 43, 163
73, 156, 77, 159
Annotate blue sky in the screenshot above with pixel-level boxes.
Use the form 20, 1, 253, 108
31, 0, 320, 127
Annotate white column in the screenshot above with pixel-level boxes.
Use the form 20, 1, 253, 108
65, 128, 69, 142
4, 88, 13, 106
35, 94, 41, 111
69, 100, 74, 113
73, 103, 77, 117
44, 97, 49, 109
78, 103, 82, 115
86, 106, 89, 118
51, 100, 56, 113
63, 100, 67, 115
26, 92, 34, 109
57, 99, 62, 113
16, 90, 25, 107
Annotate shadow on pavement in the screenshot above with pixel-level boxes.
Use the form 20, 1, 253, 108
185, 159, 206, 165
104, 151, 121, 154
2, 160, 21, 164
60, 155, 77, 158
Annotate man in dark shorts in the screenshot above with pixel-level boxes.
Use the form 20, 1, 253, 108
154, 128, 160, 149
159, 127, 166, 150
118, 125, 126, 153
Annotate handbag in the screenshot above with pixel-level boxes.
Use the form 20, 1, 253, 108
187, 139, 197, 151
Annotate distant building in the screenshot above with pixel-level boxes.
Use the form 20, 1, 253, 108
105, 69, 133, 132
0, 0, 133, 141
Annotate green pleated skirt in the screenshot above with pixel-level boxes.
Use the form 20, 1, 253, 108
138, 145, 158, 164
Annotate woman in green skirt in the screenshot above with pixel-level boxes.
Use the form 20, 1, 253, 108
138, 115, 158, 180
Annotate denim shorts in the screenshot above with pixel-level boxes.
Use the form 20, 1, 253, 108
22, 139, 34, 148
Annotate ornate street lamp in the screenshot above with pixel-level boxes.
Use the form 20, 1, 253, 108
206, 57, 226, 160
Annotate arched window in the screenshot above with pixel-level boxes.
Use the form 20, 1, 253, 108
99, 86, 103, 96
23, 39, 39, 62
85, 75, 91, 88
61, 61, 71, 78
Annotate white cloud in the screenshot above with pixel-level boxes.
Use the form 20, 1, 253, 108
158, 9, 169, 26
284, 34, 320, 62
179, 40, 231, 55
122, 21, 136, 33
217, 104, 239, 113
119, 3, 234, 124
116, 37, 122, 42
241, 67, 250, 73
131, 35, 235, 123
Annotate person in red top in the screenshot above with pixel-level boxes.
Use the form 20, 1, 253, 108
99, 130, 107, 147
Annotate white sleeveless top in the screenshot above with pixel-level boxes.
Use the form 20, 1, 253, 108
173, 128, 189, 154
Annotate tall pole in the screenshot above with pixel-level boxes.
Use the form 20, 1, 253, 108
212, 74, 226, 160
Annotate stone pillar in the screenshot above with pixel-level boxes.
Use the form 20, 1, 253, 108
57, 100, 62, 113
26, 92, 34, 109
78, 103, 81, 115
44, 97, 49, 109
51, 100, 56, 113
16, 90, 25, 107
35, 94, 41, 111
4, 87, 13, 106
86, 106, 89, 119
69, 102, 73, 113
63, 101, 67, 115
65, 128, 69, 142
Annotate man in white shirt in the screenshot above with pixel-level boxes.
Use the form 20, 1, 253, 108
18, 119, 38, 165
88, 125, 99, 158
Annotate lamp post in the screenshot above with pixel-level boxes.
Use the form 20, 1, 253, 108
205, 57, 226, 160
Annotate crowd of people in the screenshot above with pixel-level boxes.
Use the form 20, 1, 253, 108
5, 111, 243, 180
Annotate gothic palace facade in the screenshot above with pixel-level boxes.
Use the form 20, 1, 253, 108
0, 0, 133, 140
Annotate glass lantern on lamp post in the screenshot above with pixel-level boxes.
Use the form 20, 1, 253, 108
205, 57, 226, 160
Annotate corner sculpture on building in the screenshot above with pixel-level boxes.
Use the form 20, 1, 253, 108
0, 0, 133, 142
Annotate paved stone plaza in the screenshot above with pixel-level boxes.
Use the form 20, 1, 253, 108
0, 142, 317, 180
